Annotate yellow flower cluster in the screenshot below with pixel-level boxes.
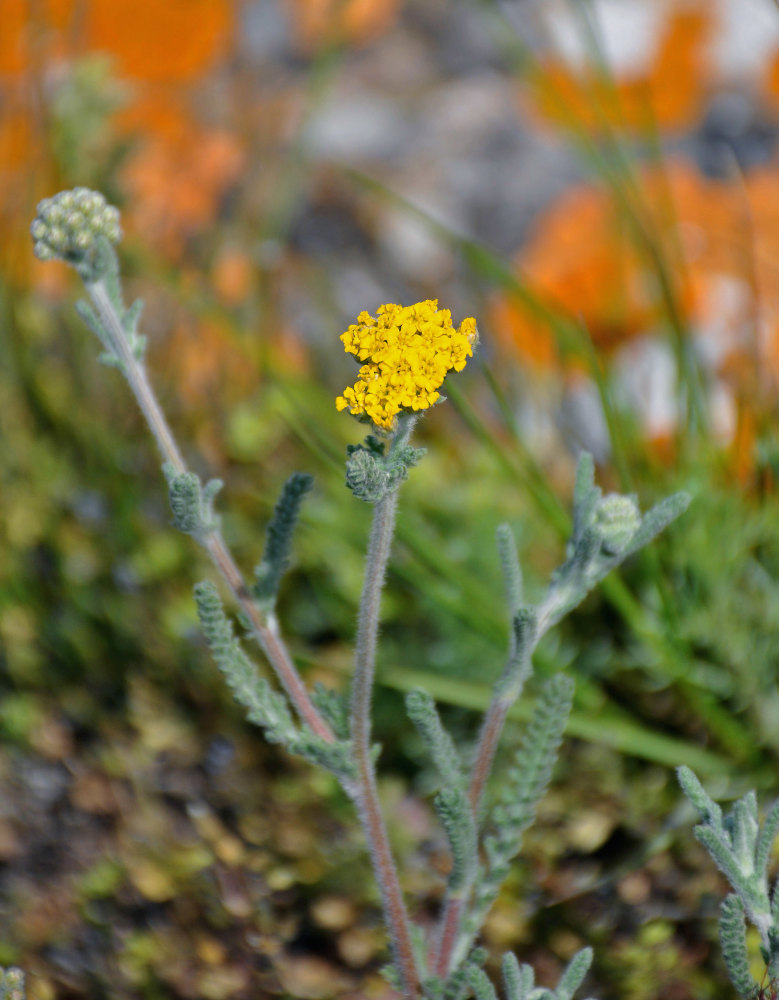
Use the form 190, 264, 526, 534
335, 300, 478, 430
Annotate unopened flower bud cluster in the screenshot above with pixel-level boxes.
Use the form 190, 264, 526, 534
31, 188, 121, 264
595, 493, 641, 555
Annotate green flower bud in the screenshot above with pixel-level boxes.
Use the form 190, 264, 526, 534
73, 186, 93, 208
33, 241, 56, 261
595, 493, 641, 556
66, 210, 86, 232
84, 191, 106, 214
29, 188, 122, 276
344, 435, 424, 503
42, 201, 65, 225
73, 230, 92, 251
47, 226, 67, 250
103, 221, 121, 243
345, 448, 392, 503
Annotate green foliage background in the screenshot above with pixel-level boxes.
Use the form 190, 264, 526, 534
3, 5, 779, 997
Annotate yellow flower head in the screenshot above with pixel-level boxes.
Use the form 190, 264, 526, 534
335, 300, 478, 430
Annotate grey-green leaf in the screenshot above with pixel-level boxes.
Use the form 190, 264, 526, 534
719, 894, 757, 998
194, 580, 297, 746
556, 948, 593, 1000
625, 492, 691, 557
406, 689, 465, 791
496, 524, 523, 620
467, 968, 498, 1000
253, 472, 314, 610
435, 787, 478, 894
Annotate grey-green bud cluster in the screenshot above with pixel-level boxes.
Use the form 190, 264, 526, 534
594, 493, 641, 556
30, 188, 121, 265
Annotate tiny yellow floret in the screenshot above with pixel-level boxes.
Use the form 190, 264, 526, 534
335, 300, 478, 430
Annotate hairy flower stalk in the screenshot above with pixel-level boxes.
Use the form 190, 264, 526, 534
338, 304, 477, 997
347, 414, 422, 998
87, 290, 333, 740
31, 190, 333, 744
351, 483, 420, 998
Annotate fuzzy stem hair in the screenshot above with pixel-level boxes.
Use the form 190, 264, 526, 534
350, 484, 420, 999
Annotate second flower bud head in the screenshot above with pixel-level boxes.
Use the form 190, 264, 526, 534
30, 187, 121, 271
595, 493, 641, 555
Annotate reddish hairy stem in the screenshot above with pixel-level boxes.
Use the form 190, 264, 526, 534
434, 896, 465, 980
433, 698, 510, 978
88, 281, 333, 744
205, 535, 333, 742
467, 698, 511, 815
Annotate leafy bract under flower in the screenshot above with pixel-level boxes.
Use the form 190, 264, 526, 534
335, 300, 478, 430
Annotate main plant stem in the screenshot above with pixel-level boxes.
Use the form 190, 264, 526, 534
87, 280, 333, 743
351, 486, 420, 1000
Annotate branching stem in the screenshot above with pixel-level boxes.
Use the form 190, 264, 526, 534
86, 280, 333, 743
433, 646, 533, 977
93, 269, 418, 989
89, 281, 187, 473
433, 696, 511, 978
